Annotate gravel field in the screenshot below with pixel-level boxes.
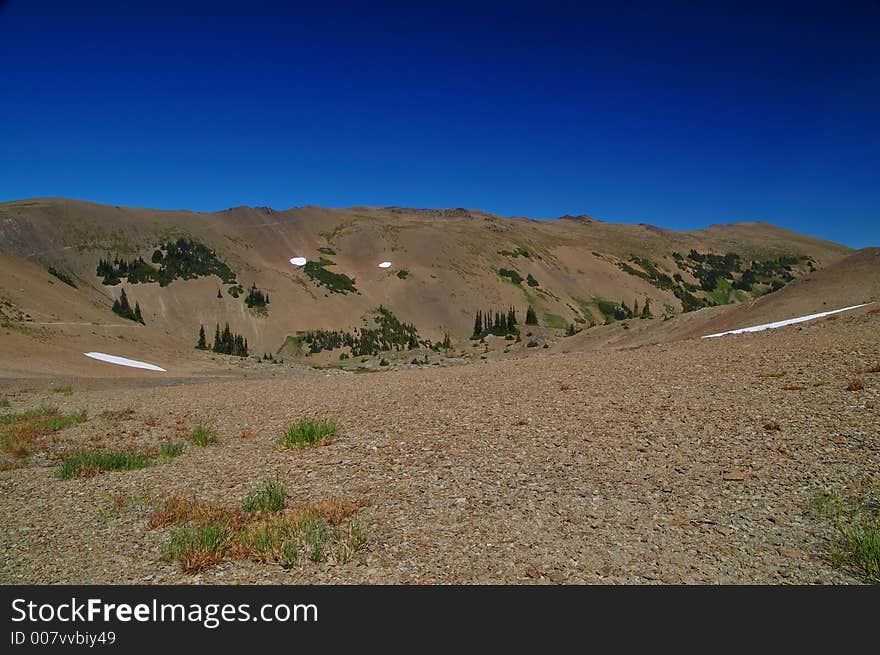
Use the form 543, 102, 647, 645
1, 311, 878, 584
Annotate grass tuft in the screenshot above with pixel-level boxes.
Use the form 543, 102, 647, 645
190, 424, 217, 446
164, 522, 232, 574
155, 489, 368, 573
0, 395, 10, 408
847, 379, 866, 391
242, 479, 287, 514
159, 441, 185, 459
58, 449, 153, 479
810, 486, 880, 583
52, 385, 73, 396
279, 419, 337, 450
1, 406, 87, 457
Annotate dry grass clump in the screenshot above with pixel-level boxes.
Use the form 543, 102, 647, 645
782, 384, 806, 391
847, 379, 866, 391
99, 408, 135, 427
1, 406, 87, 457
150, 482, 369, 574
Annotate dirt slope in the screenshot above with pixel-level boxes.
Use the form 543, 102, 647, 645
0, 198, 855, 375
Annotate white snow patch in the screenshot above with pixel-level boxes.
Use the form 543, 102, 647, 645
701, 304, 870, 339
290, 256, 307, 266
378, 261, 392, 268
84, 352, 166, 372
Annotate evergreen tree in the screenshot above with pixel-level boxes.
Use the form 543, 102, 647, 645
118, 289, 131, 313
641, 299, 652, 319
197, 324, 207, 349
472, 310, 483, 339
525, 305, 538, 325
217, 288, 222, 299
212, 324, 222, 353
134, 302, 144, 324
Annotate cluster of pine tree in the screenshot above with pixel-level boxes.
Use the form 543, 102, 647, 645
524, 306, 538, 325
244, 283, 269, 309
471, 307, 519, 339
302, 306, 426, 356
197, 323, 248, 357
96, 238, 237, 287
112, 289, 144, 324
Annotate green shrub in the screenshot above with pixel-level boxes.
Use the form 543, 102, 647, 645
279, 419, 337, 449
0, 395, 9, 408
497, 268, 523, 284
527, 340, 539, 348
52, 385, 73, 396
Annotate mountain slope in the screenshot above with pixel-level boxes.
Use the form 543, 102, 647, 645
0, 197, 854, 374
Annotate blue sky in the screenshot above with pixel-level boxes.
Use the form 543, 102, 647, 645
1, 1, 878, 247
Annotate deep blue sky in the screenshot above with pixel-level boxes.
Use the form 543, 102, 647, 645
1, 1, 878, 247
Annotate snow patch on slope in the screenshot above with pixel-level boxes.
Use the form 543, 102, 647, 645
84, 352, 166, 371
701, 304, 870, 339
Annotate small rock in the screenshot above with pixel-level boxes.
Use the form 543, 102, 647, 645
778, 548, 799, 558
722, 470, 746, 481
764, 420, 781, 432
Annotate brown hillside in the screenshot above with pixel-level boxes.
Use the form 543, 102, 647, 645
0, 197, 854, 375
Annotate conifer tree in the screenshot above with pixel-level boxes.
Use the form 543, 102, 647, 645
525, 305, 538, 325
134, 302, 144, 324
473, 310, 483, 339
197, 324, 207, 350
213, 324, 222, 353
641, 299, 652, 319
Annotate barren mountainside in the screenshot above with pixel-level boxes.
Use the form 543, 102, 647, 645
0, 197, 862, 376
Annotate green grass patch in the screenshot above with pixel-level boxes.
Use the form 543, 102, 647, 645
594, 298, 618, 323
163, 521, 231, 573
242, 479, 287, 514
709, 278, 733, 306
0, 405, 57, 426
279, 419, 338, 449
541, 312, 567, 330
811, 487, 880, 583
41, 409, 88, 431
190, 424, 217, 447
159, 441, 185, 459
316, 246, 336, 256
58, 449, 154, 479
52, 385, 73, 396
0, 395, 9, 408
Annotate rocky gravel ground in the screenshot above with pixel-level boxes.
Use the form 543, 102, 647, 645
1, 311, 878, 584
